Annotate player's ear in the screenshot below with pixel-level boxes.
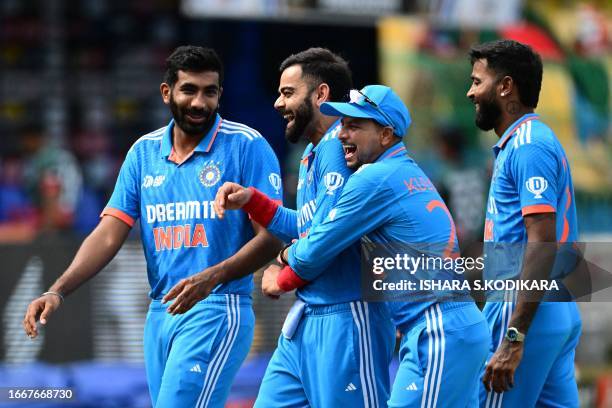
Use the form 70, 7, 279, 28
499, 75, 513, 98
314, 83, 331, 106
380, 126, 395, 147
160, 83, 171, 105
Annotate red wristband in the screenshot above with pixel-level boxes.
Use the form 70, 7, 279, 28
242, 187, 279, 227
277, 265, 309, 292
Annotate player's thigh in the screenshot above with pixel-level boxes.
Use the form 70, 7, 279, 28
255, 335, 309, 408
143, 306, 167, 406
392, 304, 489, 408
536, 317, 581, 408
304, 302, 394, 408
156, 300, 254, 408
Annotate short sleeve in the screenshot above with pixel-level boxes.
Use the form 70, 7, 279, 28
510, 142, 560, 216
241, 137, 283, 203
102, 149, 141, 227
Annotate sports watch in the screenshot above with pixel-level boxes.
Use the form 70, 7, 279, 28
504, 327, 525, 343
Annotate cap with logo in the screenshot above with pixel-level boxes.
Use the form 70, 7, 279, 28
320, 85, 411, 137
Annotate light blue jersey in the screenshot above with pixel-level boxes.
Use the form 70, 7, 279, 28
480, 114, 581, 408
484, 114, 578, 245
267, 120, 363, 305
255, 122, 396, 408
103, 114, 282, 299
103, 114, 281, 407
284, 142, 489, 407
288, 143, 471, 330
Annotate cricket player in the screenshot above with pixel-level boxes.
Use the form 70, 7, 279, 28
23, 45, 283, 407
217, 85, 491, 407
466, 40, 582, 407
217, 49, 395, 407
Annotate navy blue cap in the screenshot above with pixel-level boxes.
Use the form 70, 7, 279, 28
320, 85, 411, 137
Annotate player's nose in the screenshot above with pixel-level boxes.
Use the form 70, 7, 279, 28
273, 95, 284, 111
191, 93, 207, 110
466, 86, 475, 100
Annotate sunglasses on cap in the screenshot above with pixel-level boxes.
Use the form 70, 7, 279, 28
347, 89, 396, 131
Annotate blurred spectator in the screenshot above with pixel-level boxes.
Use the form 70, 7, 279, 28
431, 126, 487, 248
71, 129, 114, 235
0, 151, 36, 242
20, 126, 83, 234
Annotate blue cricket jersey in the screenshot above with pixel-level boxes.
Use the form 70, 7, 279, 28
266, 120, 362, 305
483, 114, 579, 289
103, 114, 282, 299
287, 142, 471, 330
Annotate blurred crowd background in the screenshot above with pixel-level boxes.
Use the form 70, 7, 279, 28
0, 0, 610, 407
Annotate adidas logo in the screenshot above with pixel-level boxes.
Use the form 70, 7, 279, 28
405, 382, 418, 391
345, 383, 357, 392
344, 383, 357, 391
190, 364, 202, 373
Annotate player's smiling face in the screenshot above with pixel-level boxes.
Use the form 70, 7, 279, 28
161, 70, 222, 137
274, 65, 316, 143
339, 117, 388, 169
467, 59, 502, 131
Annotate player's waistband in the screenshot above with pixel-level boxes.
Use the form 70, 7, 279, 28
148, 293, 252, 311
303, 300, 389, 317
417, 300, 474, 323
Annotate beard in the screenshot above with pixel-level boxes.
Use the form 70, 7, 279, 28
170, 95, 217, 137
474, 91, 502, 131
281, 98, 314, 144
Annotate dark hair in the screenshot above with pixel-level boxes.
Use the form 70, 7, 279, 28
163, 45, 224, 86
469, 40, 542, 108
279, 47, 352, 102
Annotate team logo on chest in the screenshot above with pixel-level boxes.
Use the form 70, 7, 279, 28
199, 160, 222, 188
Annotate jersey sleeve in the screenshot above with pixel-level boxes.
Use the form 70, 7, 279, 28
509, 142, 560, 216
287, 169, 391, 280
102, 148, 141, 227
267, 206, 298, 242
310, 139, 353, 226
240, 136, 297, 240
241, 136, 283, 202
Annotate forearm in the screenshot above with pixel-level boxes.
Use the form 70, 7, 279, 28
508, 241, 557, 334
213, 226, 283, 284
49, 217, 129, 297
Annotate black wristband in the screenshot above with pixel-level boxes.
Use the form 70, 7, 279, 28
279, 244, 292, 265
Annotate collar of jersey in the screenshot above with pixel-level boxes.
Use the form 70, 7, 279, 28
376, 142, 406, 163
494, 113, 539, 152
308, 119, 343, 155
161, 114, 223, 158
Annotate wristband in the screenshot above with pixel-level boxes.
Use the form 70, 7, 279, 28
42, 291, 64, 303
242, 187, 279, 227
277, 265, 309, 292
278, 244, 292, 265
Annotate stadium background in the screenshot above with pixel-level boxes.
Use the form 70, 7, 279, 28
0, 0, 609, 406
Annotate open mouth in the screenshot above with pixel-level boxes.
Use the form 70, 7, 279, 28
283, 112, 295, 126
343, 143, 357, 160
186, 112, 207, 123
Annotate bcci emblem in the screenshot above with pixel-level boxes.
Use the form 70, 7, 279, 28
324, 172, 344, 195
526, 176, 548, 199
269, 173, 282, 195
199, 161, 222, 188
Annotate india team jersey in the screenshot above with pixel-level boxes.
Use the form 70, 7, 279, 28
267, 121, 361, 305
103, 114, 282, 299
483, 113, 578, 282
287, 143, 470, 330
